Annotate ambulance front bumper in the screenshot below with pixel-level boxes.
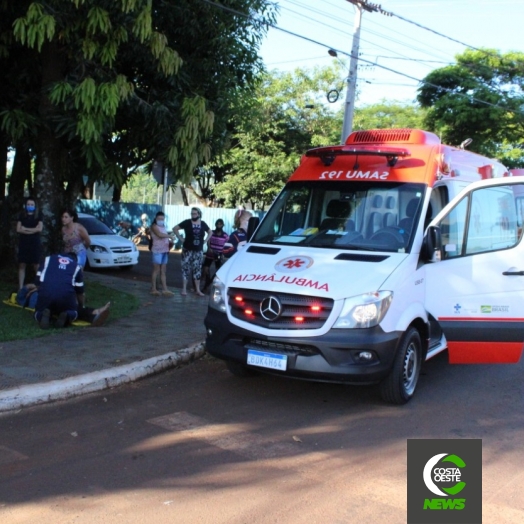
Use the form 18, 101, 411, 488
204, 308, 402, 385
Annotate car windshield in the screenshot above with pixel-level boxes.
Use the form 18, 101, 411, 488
251, 180, 427, 253
78, 217, 115, 235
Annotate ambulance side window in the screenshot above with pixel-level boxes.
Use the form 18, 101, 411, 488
517, 194, 524, 239
440, 198, 468, 259
439, 184, 522, 259
277, 187, 311, 235
465, 185, 519, 254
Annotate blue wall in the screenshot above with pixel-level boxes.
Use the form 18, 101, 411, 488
76, 201, 264, 236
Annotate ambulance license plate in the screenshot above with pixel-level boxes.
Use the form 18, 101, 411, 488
247, 349, 287, 371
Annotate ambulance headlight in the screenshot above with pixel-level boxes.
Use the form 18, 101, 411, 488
333, 291, 393, 329
209, 276, 227, 313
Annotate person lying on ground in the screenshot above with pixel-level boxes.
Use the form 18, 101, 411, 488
18, 284, 111, 328
32, 252, 110, 329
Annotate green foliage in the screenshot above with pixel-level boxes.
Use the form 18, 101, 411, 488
211, 66, 427, 208
1, 0, 276, 239
132, 2, 152, 43
0, 109, 38, 141
212, 66, 343, 208
417, 48, 524, 162
86, 6, 112, 36
353, 101, 426, 130
120, 169, 158, 203
12, 2, 55, 52
170, 96, 214, 182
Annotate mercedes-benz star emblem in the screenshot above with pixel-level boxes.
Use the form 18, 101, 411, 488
260, 296, 283, 321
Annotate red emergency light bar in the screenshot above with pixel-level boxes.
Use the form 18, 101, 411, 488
305, 145, 411, 167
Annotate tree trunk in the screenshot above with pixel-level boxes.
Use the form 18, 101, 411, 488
0, 137, 11, 266
180, 184, 189, 206
112, 185, 122, 202
34, 41, 68, 255
0, 135, 8, 199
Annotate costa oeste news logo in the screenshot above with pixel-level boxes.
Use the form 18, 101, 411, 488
407, 439, 482, 524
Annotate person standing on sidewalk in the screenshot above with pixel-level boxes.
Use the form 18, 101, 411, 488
150, 211, 175, 297
172, 207, 210, 296
16, 197, 43, 290
61, 208, 91, 269
222, 209, 253, 260
202, 219, 228, 291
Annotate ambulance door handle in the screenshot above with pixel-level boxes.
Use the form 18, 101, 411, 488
502, 268, 524, 276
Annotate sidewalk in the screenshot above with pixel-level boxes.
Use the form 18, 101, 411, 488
0, 272, 209, 413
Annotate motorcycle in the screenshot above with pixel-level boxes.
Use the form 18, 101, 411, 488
116, 221, 134, 239
132, 225, 150, 245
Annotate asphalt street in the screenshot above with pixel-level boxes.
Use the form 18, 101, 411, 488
91, 245, 204, 291
1, 243, 523, 522
1, 352, 524, 523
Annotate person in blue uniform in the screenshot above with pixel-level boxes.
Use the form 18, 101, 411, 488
34, 252, 85, 329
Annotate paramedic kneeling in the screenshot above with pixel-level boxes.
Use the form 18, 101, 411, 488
34, 252, 85, 329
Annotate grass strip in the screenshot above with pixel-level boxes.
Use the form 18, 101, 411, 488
0, 275, 139, 342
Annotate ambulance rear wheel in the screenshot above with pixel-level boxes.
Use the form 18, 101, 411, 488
226, 361, 257, 377
380, 327, 421, 404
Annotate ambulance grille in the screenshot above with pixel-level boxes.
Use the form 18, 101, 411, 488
228, 287, 333, 330
244, 338, 319, 356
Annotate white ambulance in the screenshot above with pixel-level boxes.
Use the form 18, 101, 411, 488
204, 129, 524, 404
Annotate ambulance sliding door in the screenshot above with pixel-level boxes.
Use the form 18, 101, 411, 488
425, 179, 524, 364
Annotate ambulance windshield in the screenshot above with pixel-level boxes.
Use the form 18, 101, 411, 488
252, 181, 426, 253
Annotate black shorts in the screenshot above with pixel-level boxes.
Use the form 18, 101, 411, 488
203, 252, 223, 269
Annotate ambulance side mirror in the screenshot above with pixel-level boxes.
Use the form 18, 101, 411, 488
421, 226, 442, 263
247, 216, 260, 241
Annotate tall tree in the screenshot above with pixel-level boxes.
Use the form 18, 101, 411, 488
212, 66, 427, 209
417, 48, 524, 165
213, 65, 343, 209
0, 0, 275, 254
353, 101, 425, 131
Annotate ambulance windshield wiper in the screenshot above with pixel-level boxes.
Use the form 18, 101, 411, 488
313, 243, 383, 252
339, 244, 384, 252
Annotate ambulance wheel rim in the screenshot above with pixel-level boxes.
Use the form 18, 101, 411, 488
402, 342, 418, 395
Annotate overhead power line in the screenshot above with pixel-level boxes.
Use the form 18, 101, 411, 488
385, 8, 496, 56
197, 0, 516, 115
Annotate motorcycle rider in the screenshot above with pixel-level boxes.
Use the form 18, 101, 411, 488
132, 213, 150, 245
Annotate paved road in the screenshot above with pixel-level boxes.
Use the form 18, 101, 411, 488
1, 351, 523, 523
91, 245, 206, 291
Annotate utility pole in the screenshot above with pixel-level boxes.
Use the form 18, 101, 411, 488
341, 1, 386, 144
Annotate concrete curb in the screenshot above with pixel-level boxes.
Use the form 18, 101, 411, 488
0, 342, 206, 414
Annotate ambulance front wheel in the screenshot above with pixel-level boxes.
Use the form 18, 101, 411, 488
379, 327, 422, 405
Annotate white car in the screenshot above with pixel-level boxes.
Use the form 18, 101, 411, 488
77, 213, 139, 269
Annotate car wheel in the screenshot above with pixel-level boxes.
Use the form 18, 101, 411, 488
225, 361, 257, 377
380, 327, 422, 404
